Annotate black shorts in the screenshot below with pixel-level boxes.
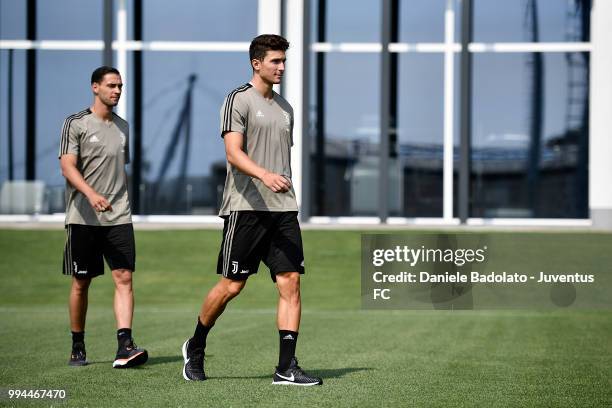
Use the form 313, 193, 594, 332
63, 223, 136, 279
216, 211, 305, 282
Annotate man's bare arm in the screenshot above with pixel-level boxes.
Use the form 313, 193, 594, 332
60, 154, 112, 212
224, 132, 291, 193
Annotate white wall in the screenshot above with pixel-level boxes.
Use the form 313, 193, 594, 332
589, 0, 612, 229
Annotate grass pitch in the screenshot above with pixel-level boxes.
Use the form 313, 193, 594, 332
0, 229, 611, 407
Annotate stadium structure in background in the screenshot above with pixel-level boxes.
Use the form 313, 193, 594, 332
0, 0, 611, 229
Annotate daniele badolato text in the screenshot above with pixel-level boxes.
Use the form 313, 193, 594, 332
372, 271, 594, 284
370, 245, 595, 284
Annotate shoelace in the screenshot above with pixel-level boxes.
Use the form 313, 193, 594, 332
189, 354, 204, 370
189, 348, 204, 370
121, 339, 138, 351
288, 358, 319, 381
288, 360, 308, 377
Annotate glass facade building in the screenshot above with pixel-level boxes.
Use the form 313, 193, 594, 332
1, 0, 611, 227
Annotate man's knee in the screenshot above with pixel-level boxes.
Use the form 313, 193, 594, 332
221, 279, 246, 299
112, 269, 133, 287
71, 277, 91, 293
277, 272, 300, 288
277, 272, 301, 297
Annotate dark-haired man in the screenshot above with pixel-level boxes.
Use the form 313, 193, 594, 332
60, 66, 148, 368
182, 35, 322, 386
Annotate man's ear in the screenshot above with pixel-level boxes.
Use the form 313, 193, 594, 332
91, 82, 99, 95
251, 59, 261, 72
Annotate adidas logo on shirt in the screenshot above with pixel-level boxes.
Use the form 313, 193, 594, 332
256, 110, 265, 118
89, 135, 100, 143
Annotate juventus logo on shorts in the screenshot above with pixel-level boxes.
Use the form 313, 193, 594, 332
231, 261, 238, 274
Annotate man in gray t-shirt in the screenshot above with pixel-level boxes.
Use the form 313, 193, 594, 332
218, 82, 298, 215
61, 107, 131, 226
182, 35, 321, 386
59, 66, 147, 369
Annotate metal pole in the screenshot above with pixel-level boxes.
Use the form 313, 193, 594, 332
103, 0, 113, 66
177, 74, 196, 213
133, 0, 143, 213
116, 0, 128, 119
279, 0, 286, 98
314, 0, 326, 215
526, 0, 543, 217
443, 0, 456, 221
390, 0, 399, 161
379, 0, 391, 222
459, 0, 473, 223
26, 0, 36, 180
301, 0, 312, 220
577, 0, 591, 217
7, 49, 14, 181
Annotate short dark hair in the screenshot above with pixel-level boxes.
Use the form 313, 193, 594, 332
91, 66, 120, 84
249, 34, 289, 63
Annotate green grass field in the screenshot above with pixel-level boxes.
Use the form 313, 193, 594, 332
1, 229, 611, 407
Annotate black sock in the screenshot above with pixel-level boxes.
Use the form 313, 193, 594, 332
71, 331, 84, 346
278, 330, 298, 370
189, 317, 213, 351
117, 328, 132, 347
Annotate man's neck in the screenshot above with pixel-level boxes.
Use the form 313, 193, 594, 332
250, 76, 274, 100
91, 101, 114, 122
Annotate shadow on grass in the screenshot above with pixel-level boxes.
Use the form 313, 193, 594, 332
83, 360, 113, 365
85, 354, 197, 367
146, 355, 187, 366
214, 366, 372, 380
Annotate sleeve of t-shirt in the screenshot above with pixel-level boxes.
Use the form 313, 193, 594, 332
219, 93, 247, 137
58, 117, 81, 158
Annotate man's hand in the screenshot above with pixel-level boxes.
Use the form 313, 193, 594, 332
224, 132, 292, 194
61, 154, 113, 213
87, 192, 113, 212
260, 171, 292, 193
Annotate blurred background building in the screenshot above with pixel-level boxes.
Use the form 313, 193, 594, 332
1, 0, 611, 228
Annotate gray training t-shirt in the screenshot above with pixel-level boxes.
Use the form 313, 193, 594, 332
218, 83, 298, 216
59, 108, 132, 226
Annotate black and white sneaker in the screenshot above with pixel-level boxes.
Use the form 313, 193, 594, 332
112, 339, 148, 368
68, 342, 88, 366
272, 357, 322, 386
182, 339, 206, 381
